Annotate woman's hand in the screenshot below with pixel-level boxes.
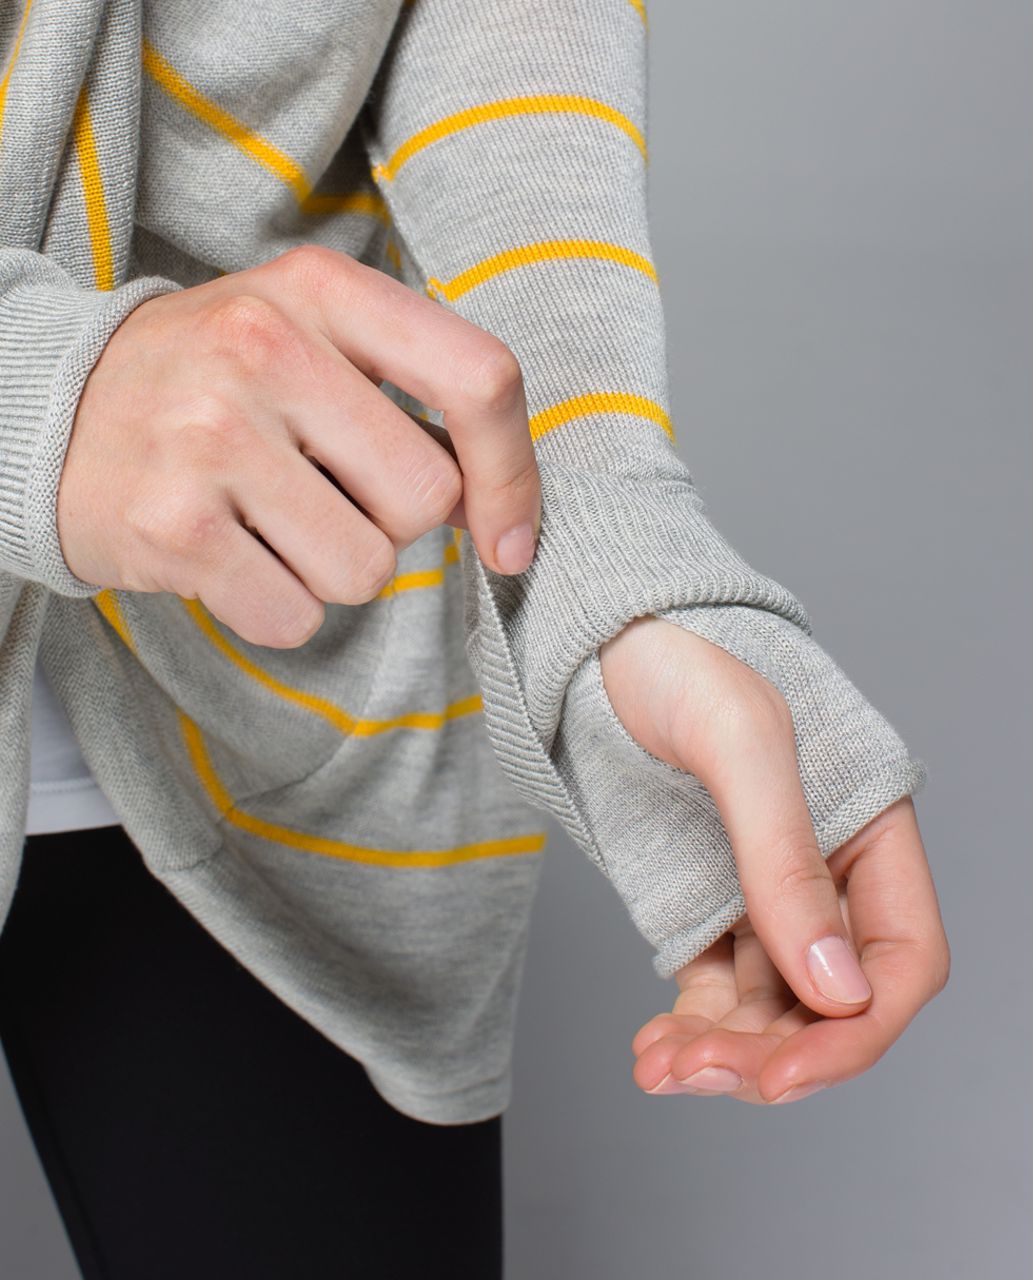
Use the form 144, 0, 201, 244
598, 615, 950, 1104
57, 245, 541, 647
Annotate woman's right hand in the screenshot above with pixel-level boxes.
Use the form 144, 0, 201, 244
57, 244, 542, 647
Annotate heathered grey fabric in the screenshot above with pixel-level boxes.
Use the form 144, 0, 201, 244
0, 0, 928, 1123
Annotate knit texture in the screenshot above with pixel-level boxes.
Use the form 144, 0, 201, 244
0, 261, 181, 593
0, 0, 928, 1121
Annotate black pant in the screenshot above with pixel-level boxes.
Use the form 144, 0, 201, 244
0, 824, 503, 1279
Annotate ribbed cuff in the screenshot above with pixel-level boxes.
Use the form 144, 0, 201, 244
0, 274, 181, 596
459, 465, 814, 868
466, 464, 814, 749
549, 600, 928, 981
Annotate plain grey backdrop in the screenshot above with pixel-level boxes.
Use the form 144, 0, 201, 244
2, 1, 1029, 1276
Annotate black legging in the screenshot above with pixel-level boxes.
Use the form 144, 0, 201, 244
0, 824, 503, 1279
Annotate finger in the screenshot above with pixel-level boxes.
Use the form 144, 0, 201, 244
763, 1004, 822, 1044
684, 680, 875, 1020
281, 249, 541, 576
658, 926, 797, 1098
756, 804, 950, 1103
633, 934, 738, 1092
268, 335, 464, 550
715, 922, 797, 1035
667, 1027, 785, 1102
402, 411, 469, 530
403, 412, 458, 464
229, 441, 398, 606
184, 514, 327, 649
633, 956, 736, 1062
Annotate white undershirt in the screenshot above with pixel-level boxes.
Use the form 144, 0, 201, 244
25, 655, 121, 836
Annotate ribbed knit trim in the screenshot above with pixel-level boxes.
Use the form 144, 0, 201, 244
0, 274, 180, 595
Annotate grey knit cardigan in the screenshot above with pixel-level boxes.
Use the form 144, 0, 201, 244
0, 0, 926, 1123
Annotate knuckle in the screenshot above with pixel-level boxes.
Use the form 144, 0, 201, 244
266, 599, 325, 649
200, 293, 288, 358
406, 456, 463, 524
130, 495, 226, 562
273, 243, 341, 292
181, 393, 246, 457
771, 849, 832, 907
456, 340, 524, 411
348, 539, 397, 604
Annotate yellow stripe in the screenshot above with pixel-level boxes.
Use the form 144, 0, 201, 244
180, 581, 482, 739
93, 589, 136, 652
300, 189, 390, 222
141, 43, 382, 221
530, 391, 674, 444
350, 692, 484, 737
377, 538, 460, 596
142, 39, 312, 203
426, 239, 657, 303
628, 0, 649, 26
384, 235, 402, 273
97, 549, 470, 740
179, 596, 361, 734
0, 0, 33, 141
71, 86, 114, 292
178, 710, 546, 867
372, 94, 646, 183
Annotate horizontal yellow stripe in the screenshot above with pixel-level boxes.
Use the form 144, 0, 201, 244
372, 94, 646, 183
300, 190, 390, 222
377, 539, 459, 597
142, 39, 311, 203
530, 391, 674, 444
426, 239, 657, 303
352, 692, 484, 737
179, 710, 546, 867
72, 86, 115, 292
0, 0, 33, 140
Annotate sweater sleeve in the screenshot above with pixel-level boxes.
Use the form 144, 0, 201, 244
0, 248, 181, 596
361, 0, 928, 978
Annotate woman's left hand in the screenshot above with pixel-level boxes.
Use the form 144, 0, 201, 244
597, 615, 950, 1105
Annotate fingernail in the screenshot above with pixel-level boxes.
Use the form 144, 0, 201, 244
675, 1066, 743, 1093
645, 1072, 722, 1097
495, 521, 536, 574
807, 935, 872, 1005
645, 1073, 687, 1095
769, 1080, 830, 1105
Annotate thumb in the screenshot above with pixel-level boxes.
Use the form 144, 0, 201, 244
681, 693, 873, 1019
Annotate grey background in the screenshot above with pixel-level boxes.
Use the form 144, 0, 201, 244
2, 1, 1030, 1275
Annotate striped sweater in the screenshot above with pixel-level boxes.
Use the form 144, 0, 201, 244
0, 0, 927, 1124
